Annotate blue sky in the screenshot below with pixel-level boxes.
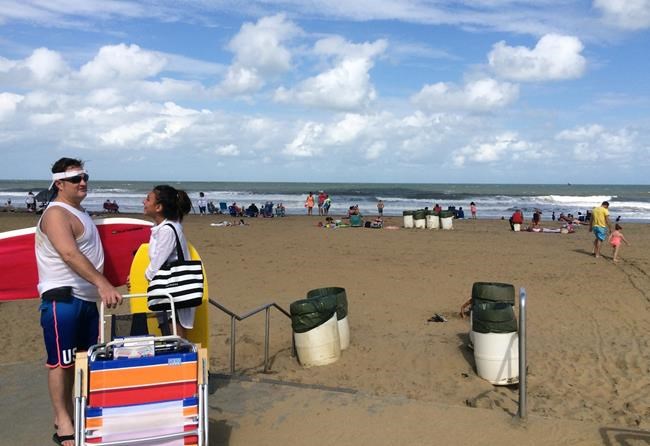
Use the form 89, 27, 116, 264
0, 1, 649, 183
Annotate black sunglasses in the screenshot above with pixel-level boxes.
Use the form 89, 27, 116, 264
61, 173, 89, 184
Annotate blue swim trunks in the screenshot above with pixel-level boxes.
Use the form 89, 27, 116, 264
40, 296, 99, 368
592, 226, 607, 241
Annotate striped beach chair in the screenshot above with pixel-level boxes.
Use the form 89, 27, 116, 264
74, 295, 208, 446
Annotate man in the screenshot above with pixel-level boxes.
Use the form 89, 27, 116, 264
25, 190, 36, 211
589, 201, 611, 258
36, 158, 122, 446
197, 192, 207, 215
377, 199, 384, 216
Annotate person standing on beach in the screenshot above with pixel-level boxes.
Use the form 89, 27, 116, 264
26, 190, 36, 212
142, 185, 195, 337
377, 200, 384, 216
305, 192, 315, 216
470, 202, 477, 219
36, 157, 122, 446
607, 224, 630, 263
317, 191, 326, 216
323, 195, 332, 215
197, 192, 207, 215
589, 201, 611, 258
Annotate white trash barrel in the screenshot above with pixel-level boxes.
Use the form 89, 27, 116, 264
426, 213, 440, 229
294, 313, 341, 367
441, 217, 453, 230
403, 211, 414, 229
472, 331, 519, 385
513, 223, 521, 232
414, 210, 426, 229
338, 315, 350, 350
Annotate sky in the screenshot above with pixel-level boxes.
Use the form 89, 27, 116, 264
0, 0, 649, 184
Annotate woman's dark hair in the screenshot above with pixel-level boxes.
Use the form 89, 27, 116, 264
153, 185, 191, 222
615, 224, 622, 230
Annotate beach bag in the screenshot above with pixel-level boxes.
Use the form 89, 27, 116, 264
147, 224, 203, 311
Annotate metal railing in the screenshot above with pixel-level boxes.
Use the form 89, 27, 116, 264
208, 298, 292, 374
518, 287, 527, 420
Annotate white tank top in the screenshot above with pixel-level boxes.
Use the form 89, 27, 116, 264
36, 202, 104, 302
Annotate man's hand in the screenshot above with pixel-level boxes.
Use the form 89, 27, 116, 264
98, 283, 122, 309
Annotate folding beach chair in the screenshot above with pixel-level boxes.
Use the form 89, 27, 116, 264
219, 202, 228, 214
74, 294, 209, 446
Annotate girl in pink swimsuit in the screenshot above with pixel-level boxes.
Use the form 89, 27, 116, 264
607, 224, 630, 263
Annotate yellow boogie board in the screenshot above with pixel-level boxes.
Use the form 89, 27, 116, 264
129, 243, 210, 353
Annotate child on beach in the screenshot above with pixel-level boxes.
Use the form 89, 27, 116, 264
607, 224, 630, 263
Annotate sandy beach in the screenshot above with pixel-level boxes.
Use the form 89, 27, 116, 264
1, 211, 648, 439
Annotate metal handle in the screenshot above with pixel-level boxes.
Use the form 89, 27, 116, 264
99, 293, 178, 343
518, 287, 527, 420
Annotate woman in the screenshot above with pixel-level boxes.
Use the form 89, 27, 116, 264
305, 192, 315, 216
470, 202, 477, 219
143, 185, 194, 337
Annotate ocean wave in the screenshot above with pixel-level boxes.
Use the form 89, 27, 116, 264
538, 195, 614, 204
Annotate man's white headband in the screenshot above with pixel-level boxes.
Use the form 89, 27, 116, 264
50, 169, 87, 189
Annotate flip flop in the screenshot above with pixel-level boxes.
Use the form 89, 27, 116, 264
52, 432, 75, 446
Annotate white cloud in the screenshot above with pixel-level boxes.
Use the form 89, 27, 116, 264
227, 14, 299, 75
0, 48, 70, 88
323, 113, 368, 145
488, 34, 586, 82
365, 141, 386, 160
24, 47, 69, 83
275, 38, 387, 110
556, 124, 637, 161
0, 92, 24, 120
99, 102, 198, 148
79, 44, 167, 84
412, 77, 519, 112
452, 132, 542, 166
214, 143, 240, 156
29, 112, 65, 125
217, 65, 264, 95
217, 14, 299, 95
283, 122, 325, 157
594, 0, 650, 30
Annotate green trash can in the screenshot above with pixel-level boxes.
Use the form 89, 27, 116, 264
307, 287, 350, 350
472, 282, 515, 305
290, 296, 340, 367
472, 301, 517, 334
290, 295, 337, 334
413, 209, 426, 229
439, 210, 454, 229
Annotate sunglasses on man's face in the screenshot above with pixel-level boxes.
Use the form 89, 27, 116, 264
61, 173, 90, 184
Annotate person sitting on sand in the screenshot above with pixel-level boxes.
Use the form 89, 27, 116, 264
347, 205, 360, 217
509, 209, 524, 230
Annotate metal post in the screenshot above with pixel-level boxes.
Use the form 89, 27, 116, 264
518, 287, 527, 420
230, 315, 236, 374
264, 306, 270, 373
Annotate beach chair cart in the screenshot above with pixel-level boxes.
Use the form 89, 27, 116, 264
74, 294, 209, 446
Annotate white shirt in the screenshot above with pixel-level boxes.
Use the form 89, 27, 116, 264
145, 219, 189, 281
36, 202, 104, 302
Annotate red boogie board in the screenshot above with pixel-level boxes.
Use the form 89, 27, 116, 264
0, 218, 152, 301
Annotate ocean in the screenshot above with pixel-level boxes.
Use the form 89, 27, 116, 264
1, 181, 649, 222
